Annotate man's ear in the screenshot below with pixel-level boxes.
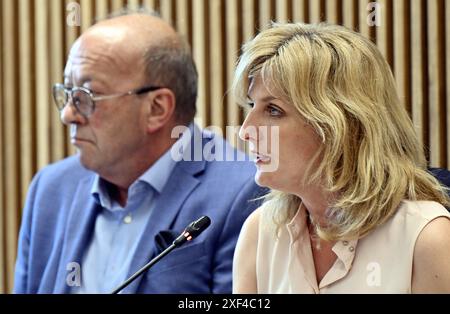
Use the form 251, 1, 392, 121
146, 88, 176, 133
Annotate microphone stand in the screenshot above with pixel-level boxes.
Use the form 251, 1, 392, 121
111, 243, 176, 294
110, 215, 210, 294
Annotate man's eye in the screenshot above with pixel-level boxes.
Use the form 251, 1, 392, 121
73, 96, 82, 106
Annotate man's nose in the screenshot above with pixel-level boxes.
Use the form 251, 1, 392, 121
60, 101, 86, 125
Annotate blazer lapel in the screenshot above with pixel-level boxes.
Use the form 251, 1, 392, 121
54, 174, 100, 293
121, 159, 205, 293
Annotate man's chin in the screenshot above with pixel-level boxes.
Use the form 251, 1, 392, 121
77, 153, 97, 172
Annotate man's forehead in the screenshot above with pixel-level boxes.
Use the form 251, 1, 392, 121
64, 30, 143, 81
69, 28, 123, 58
82, 25, 129, 45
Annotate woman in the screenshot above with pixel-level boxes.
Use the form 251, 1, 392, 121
232, 22, 450, 293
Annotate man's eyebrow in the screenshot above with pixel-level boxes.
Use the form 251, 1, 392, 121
63, 75, 92, 85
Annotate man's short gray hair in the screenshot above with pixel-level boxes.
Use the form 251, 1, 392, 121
143, 38, 198, 124
99, 8, 198, 125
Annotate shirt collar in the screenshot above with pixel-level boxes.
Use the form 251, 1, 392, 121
287, 202, 359, 290
91, 122, 194, 208
287, 202, 359, 272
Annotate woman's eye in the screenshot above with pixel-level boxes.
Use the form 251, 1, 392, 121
267, 105, 283, 116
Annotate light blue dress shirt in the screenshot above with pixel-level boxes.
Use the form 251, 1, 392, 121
77, 124, 193, 293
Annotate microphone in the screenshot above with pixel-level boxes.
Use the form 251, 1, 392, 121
111, 215, 211, 294
173, 215, 211, 246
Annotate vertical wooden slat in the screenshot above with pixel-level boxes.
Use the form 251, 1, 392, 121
292, 0, 306, 23
209, 0, 224, 129
0, 0, 5, 295
358, 0, 370, 38
142, 0, 156, 10
376, 0, 389, 59
225, 0, 240, 133
3, 0, 19, 293
64, 0, 80, 64
127, 0, 140, 10
19, 0, 33, 205
80, 0, 93, 31
192, 0, 207, 127
393, 0, 409, 112
427, 0, 444, 166
65, 0, 79, 157
35, 0, 50, 169
309, 0, 321, 23
326, 0, 339, 24
65, 0, 80, 50
95, 0, 109, 21
259, 0, 272, 30
50, 0, 65, 163
242, 0, 256, 43
240, 0, 255, 149
342, 0, 356, 29
160, 0, 173, 25
111, 0, 125, 12
446, 0, 450, 165
276, 0, 289, 23
411, 0, 425, 146
175, 0, 189, 37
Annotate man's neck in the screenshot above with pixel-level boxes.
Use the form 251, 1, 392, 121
104, 180, 129, 207
100, 135, 178, 206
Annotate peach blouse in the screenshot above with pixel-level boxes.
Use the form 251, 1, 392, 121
256, 200, 450, 293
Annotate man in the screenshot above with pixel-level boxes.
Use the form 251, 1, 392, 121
14, 13, 263, 293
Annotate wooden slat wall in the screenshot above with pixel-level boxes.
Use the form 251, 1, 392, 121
1, 0, 449, 293
2, 0, 19, 293
259, 0, 273, 31
65, 0, 80, 157
411, 0, 425, 149
447, 0, 450, 162
342, 0, 356, 29
192, 0, 207, 127
209, 0, 224, 130
50, 0, 66, 163
427, 0, 446, 166
225, 0, 239, 132
0, 0, 5, 294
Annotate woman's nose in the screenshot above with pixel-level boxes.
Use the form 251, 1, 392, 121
239, 112, 258, 142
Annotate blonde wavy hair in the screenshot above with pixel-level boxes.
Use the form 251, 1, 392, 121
232, 22, 450, 241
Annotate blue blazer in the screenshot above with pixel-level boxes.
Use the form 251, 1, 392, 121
14, 130, 264, 293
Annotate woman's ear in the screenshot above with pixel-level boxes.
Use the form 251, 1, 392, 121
146, 88, 176, 133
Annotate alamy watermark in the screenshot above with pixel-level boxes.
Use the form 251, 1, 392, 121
66, 1, 381, 27
366, 262, 381, 287
170, 125, 280, 172
367, 2, 381, 27
66, 262, 81, 287
66, 2, 81, 27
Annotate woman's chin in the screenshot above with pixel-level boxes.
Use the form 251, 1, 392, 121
254, 171, 274, 189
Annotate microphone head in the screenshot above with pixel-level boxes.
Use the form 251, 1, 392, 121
185, 216, 211, 238
173, 216, 211, 247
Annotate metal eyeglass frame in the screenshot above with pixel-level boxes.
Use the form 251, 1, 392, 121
52, 83, 164, 117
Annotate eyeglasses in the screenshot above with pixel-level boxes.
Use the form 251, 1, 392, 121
52, 83, 163, 117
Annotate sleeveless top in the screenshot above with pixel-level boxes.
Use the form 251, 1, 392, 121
256, 200, 450, 293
